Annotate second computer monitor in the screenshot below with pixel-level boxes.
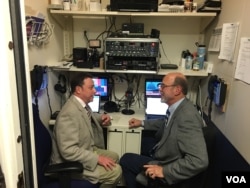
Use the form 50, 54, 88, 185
145, 78, 162, 97
92, 76, 109, 101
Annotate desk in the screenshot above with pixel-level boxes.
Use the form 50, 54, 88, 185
107, 108, 145, 158
107, 108, 145, 186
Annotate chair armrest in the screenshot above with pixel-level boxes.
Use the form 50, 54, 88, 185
45, 161, 83, 175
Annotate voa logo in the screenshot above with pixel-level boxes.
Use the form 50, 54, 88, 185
226, 176, 247, 184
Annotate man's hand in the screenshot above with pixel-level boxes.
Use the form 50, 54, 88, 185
98, 155, 116, 171
144, 164, 164, 179
128, 118, 142, 129
101, 114, 111, 126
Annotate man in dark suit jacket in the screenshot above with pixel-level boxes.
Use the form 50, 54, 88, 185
50, 73, 122, 188
120, 72, 208, 188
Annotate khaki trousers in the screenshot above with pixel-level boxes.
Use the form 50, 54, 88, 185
94, 147, 122, 188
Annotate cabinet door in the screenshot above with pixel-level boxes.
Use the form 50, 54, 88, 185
107, 129, 123, 158
125, 129, 141, 154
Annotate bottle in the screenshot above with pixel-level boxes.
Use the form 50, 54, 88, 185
63, 0, 70, 10
192, 59, 199, 71
180, 50, 186, 68
197, 45, 206, 70
185, 55, 192, 70
192, 52, 199, 71
181, 50, 191, 68
184, 0, 193, 12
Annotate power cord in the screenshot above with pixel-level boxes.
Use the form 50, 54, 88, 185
159, 38, 172, 64
46, 86, 52, 117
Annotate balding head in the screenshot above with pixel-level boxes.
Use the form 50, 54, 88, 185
160, 72, 188, 106
166, 72, 188, 95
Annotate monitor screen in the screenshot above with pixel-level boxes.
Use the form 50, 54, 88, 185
145, 78, 162, 97
92, 77, 109, 101
146, 96, 168, 116
88, 95, 101, 112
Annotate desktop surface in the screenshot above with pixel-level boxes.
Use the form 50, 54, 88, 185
109, 108, 145, 128
49, 107, 145, 129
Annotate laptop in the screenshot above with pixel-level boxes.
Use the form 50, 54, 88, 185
88, 95, 101, 113
145, 96, 168, 120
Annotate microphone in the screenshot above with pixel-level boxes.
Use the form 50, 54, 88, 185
121, 89, 135, 115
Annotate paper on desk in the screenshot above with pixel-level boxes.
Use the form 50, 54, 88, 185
234, 38, 250, 84
50, 61, 73, 69
218, 23, 239, 61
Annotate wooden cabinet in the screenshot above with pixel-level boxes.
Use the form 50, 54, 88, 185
105, 110, 144, 186
124, 129, 141, 153
107, 127, 141, 157
106, 109, 144, 157
107, 128, 123, 157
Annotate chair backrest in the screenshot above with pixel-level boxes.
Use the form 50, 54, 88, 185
33, 104, 53, 187
187, 125, 217, 188
32, 104, 100, 188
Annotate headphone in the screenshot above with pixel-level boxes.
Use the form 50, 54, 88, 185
54, 74, 67, 94
104, 101, 120, 113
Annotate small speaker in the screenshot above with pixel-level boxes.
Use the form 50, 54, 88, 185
73, 47, 92, 68
104, 101, 120, 113
150, 29, 160, 38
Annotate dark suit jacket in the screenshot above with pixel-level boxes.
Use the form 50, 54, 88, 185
144, 98, 208, 185
50, 95, 106, 183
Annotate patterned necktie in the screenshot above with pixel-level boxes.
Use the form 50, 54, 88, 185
165, 108, 170, 127
85, 105, 92, 120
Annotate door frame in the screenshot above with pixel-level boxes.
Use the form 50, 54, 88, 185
0, 0, 36, 187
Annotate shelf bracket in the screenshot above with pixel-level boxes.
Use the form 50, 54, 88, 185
200, 16, 215, 32
48, 10, 65, 29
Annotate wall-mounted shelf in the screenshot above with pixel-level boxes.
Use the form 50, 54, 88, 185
50, 9, 216, 17
51, 64, 208, 77
49, 9, 216, 31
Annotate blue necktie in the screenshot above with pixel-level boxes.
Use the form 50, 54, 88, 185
149, 108, 171, 158
165, 108, 170, 127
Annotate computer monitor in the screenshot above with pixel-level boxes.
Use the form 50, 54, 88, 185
145, 96, 169, 119
145, 78, 162, 97
92, 77, 109, 101
88, 95, 101, 112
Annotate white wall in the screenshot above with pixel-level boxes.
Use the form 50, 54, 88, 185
202, 0, 250, 163
25, 0, 65, 125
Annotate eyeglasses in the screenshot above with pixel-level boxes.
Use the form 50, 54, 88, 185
159, 83, 176, 89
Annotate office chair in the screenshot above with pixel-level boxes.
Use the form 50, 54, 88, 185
32, 104, 100, 188
137, 125, 216, 188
